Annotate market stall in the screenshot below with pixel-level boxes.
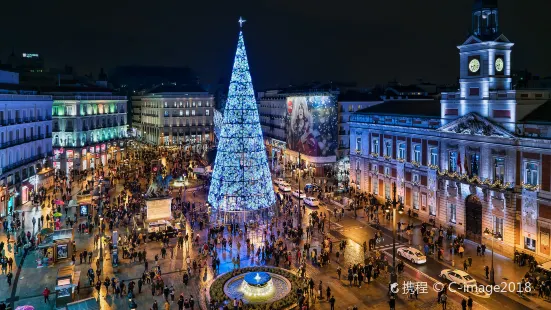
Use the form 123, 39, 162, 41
36, 228, 74, 267
55, 265, 79, 308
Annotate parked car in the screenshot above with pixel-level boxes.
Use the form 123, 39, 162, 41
279, 182, 292, 192
304, 183, 321, 192
397, 247, 427, 264
440, 269, 477, 289
274, 178, 285, 185
304, 196, 320, 207
292, 190, 306, 199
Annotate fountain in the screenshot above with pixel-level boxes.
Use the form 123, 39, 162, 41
221, 269, 292, 305
239, 272, 274, 299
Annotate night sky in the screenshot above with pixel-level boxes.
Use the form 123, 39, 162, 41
2, 0, 551, 89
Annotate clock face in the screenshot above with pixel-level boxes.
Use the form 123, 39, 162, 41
495, 58, 504, 72
469, 58, 480, 73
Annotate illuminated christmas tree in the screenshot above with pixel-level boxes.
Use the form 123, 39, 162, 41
208, 18, 276, 220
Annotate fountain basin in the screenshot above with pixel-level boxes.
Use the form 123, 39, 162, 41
223, 271, 291, 304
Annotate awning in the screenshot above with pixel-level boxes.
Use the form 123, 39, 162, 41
21, 181, 34, 189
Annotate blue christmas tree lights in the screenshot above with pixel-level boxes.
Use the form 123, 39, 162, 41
208, 27, 276, 215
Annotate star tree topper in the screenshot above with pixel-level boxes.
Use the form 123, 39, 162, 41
238, 16, 246, 28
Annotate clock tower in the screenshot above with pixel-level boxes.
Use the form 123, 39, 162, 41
441, 0, 516, 132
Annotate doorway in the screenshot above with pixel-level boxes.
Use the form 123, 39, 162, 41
465, 195, 483, 244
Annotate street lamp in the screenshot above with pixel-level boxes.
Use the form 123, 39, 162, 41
99, 216, 104, 261
386, 182, 404, 286
483, 228, 502, 286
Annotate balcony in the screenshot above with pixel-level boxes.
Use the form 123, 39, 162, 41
8, 119, 15, 125
0, 135, 46, 149
15, 118, 22, 123
0, 153, 48, 175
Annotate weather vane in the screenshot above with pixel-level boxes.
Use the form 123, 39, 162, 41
238, 16, 246, 28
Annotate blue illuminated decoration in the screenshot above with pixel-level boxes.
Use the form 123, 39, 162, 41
208, 26, 276, 216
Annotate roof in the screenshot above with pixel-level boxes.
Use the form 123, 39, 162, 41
520, 100, 551, 124
147, 84, 206, 94
355, 99, 440, 118
386, 85, 425, 94
40, 85, 113, 93
338, 90, 382, 101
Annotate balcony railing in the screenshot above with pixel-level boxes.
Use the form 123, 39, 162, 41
0, 153, 49, 175
0, 135, 46, 149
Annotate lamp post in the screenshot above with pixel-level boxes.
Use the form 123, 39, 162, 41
99, 216, 104, 261
386, 182, 404, 285
484, 228, 502, 286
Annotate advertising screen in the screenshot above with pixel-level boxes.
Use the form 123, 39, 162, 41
286, 96, 337, 157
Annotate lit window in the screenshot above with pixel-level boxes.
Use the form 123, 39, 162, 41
206, 110, 210, 116
494, 217, 504, 237
192, 110, 195, 116
413, 192, 419, 210
494, 158, 505, 183
524, 162, 539, 186
186, 110, 189, 116
384, 140, 392, 157
430, 148, 438, 166
449, 151, 458, 172
372, 139, 379, 154
449, 203, 456, 223
413, 145, 421, 163
385, 182, 390, 199
192, 101, 196, 107
198, 101, 202, 107
373, 178, 378, 195
398, 143, 406, 159
179, 110, 183, 116
356, 137, 361, 152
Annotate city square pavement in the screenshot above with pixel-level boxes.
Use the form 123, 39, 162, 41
0, 159, 546, 310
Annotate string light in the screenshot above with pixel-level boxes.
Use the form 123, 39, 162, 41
208, 29, 276, 214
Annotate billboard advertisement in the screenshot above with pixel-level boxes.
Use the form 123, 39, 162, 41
286, 96, 337, 157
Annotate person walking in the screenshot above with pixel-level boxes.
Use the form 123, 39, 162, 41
484, 266, 489, 280
329, 295, 336, 310
43, 287, 51, 303
388, 296, 396, 310
467, 296, 473, 310
441, 293, 448, 310
461, 298, 467, 310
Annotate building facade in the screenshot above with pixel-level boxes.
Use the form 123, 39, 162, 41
258, 90, 287, 167
132, 85, 214, 151
0, 92, 53, 216
349, 0, 551, 260
50, 88, 129, 173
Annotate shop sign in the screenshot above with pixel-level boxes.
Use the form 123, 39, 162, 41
101, 144, 106, 152
82, 149, 87, 156
95, 146, 100, 153
66, 150, 74, 159
89, 147, 94, 154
